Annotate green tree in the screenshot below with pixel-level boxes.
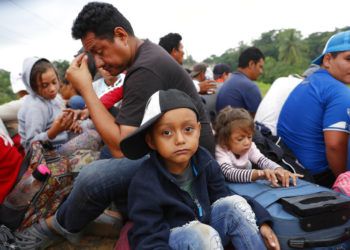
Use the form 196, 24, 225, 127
253, 30, 279, 60
276, 29, 305, 65
52, 60, 70, 82
0, 70, 15, 104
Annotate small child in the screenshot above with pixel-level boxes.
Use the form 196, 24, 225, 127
121, 89, 279, 249
18, 57, 101, 156
214, 107, 302, 187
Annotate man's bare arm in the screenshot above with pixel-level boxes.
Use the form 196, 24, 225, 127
66, 54, 136, 157
324, 130, 348, 176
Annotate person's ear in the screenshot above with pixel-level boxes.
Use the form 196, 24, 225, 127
145, 133, 156, 150
113, 27, 128, 44
248, 60, 255, 69
322, 53, 332, 68
170, 48, 178, 57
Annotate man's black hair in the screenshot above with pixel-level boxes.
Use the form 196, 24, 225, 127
72, 2, 134, 40
159, 33, 182, 54
238, 47, 265, 68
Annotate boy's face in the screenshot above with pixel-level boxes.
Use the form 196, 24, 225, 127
228, 128, 253, 157
36, 68, 59, 100
146, 108, 201, 172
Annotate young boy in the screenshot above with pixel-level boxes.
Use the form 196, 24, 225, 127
121, 89, 280, 249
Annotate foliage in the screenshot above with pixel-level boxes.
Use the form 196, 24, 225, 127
0, 69, 16, 104
52, 60, 70, 82
0, 27, 349, 105
205, 26, 349, 84
257, 81, 271, 97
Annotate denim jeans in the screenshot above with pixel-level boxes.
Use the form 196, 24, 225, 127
169, 195, 266, 250
55, 156, 147, 234
99, 145, 114, 159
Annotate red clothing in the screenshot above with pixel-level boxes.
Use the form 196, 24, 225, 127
0, 138, 23, 203
99, 86, 123, 110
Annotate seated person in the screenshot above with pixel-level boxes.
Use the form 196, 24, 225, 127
213, 63, 232, 83
93, 67, 125, 98
216, 47, 265, 117
158, 32, 185, 65
277, 30, 350, 188
0, 69, 28, 136
59, 78, 85, 110
0, 118, 23, 203
201, 63, 232, 123
214, 107, 302, 186
254, 65, 319, 135
18, 57, 101, 156
190, 63, 217, 94
121, 89, 280, 249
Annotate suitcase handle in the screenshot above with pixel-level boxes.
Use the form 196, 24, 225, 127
288, 227, 350, 248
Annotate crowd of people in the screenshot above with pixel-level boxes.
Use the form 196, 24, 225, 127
1, 1, 350, 249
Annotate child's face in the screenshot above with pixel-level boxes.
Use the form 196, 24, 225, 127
228, 128, 253, 156
36, 68, 59, 100
59, 83, 75, 100
146, 108, 201, 172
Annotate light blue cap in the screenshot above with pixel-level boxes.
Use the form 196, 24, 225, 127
312, 30, 350, 65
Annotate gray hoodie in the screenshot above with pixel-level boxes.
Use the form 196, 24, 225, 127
18, 57, 68, 151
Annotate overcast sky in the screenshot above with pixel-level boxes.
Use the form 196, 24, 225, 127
0, 0, 349, 72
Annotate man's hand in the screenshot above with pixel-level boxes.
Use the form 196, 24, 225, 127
198, 80, 216, 94
260, 223, 280, 250
66, 53, 93, 95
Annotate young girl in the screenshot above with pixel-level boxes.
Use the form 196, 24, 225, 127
18, 57, 101, 156
214, 107, 302, 187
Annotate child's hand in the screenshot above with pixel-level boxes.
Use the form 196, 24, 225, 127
260, 169, 280, 187
69, 120, 83, 134
252, 169, 267, 181
274, 167, 304, 187
48, 111, 74, 139
260, 223, 281, 250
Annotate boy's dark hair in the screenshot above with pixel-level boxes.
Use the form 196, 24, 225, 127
159, 33, 182, 54
214, 107, 254, 148
238, 47, 265, 68
72, 2, 134, 40
30, 60, 58, 93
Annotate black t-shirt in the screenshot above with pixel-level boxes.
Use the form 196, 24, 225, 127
116, 40, 214, 154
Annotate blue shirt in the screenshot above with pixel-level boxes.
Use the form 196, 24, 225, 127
216, 71, 262, 113
277, 69, 350, 175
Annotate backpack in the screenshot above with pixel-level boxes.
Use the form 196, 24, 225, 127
0, 141, 74, 231
253, 122, 314, 182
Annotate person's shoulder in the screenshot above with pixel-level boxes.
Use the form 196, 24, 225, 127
311, 70, 350, 94
194, 146, 218, 170
131, 156, 159, 181
135, 40, 166, 61
127, 40, 174, 75
229, 72, 255, 86
21, 95, 45, 109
